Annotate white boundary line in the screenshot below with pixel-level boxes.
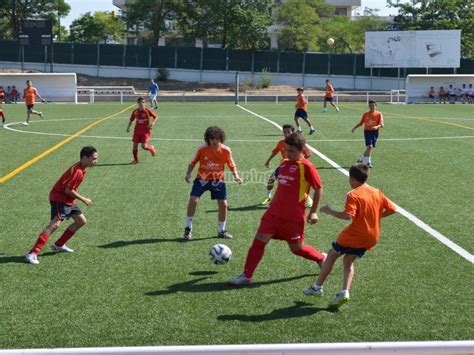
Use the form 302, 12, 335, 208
237, 104, 474, 264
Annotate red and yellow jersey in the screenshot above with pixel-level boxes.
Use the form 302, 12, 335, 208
325, 83, 335, 98
358, 111, 384, 130
49, 163, 87, 205
23, 86, 39, 105
272, 139, 312, 160
129, 108, 157, 134
336, 185, 396, 250
295, 94, 308, 111
190, 143, 236, 181
267, 158, 322, 222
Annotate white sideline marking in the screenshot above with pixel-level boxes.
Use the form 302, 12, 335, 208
237, 104, 473, 264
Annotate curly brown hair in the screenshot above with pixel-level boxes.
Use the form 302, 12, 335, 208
204, 126, 226, 144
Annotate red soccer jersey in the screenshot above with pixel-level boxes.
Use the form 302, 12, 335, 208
272, 139, 311, 159
0, 89, 5, 102
129, 108, 157, 135
49, 163, 86, 205
190, 144, 236, 181
267, 158, 322, 222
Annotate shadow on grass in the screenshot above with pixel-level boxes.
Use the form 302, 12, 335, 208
145, 273, 313, 296
218, 301, 334, 322
0, 251, 61, 264
97, 236, 217, 249
206, 204, 267, 213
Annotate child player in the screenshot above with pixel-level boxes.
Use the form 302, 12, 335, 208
0, 88, 5, 125
323, 79, 340, 112
303, 163, 396, 309
126, 97, 158, 164
228, 133, 326, 286
22, 79, 45, 126
294, 88, 315, 135
25, 146, 98, 265
351, 100, 384, 168
261, 124, 312, 206
183, 126, 242, 240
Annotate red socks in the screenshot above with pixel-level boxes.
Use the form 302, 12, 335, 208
292, 244, 325, 263
243, 239, 267, 278
133, 148, 139, 161
54, 228, 76, 247
30, 233, 49, 254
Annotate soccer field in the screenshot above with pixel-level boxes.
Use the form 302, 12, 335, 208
0, 101, 473, 349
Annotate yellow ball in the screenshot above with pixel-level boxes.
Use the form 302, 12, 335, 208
327, 38, 335, 46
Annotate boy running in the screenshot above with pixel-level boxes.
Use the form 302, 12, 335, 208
183, 126, 242, 240
228, 133, 326, 286
126, 97, 158, 164
25, 146, 98, 265
303, 163, 396, 309
148, 79, 159, 109
351, 100, 384, 168
23, 80, 45, 126
294, 88, 315, 135
323, 79, 340, 112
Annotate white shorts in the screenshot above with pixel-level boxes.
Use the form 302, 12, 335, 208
150, 94, 157, 101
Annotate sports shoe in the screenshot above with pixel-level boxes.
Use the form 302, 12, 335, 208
228, 274, 253, 286
131, 160, 139, 165
25, 253, 39, 265
309, 128, 315, 135
328, 292, 349, 309
149, 146, 157, 157
260, 197, 271, 206
336, 107, 340, 112
22, 122, 29, 126
317, 252, 327, 270
367, 162, 372, 168
39, 112, 44, 119
183, 227, 192, 241
51, 244, 74, 253
303, 284, 323, 296
218, 230, 233, 239
323, 108, 328, 112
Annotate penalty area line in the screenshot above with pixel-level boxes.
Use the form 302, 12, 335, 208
236, 104, 473, 264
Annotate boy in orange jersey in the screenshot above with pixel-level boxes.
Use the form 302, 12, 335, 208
22, 80, 45, 126
304, 163, 396, 309
126, 97, 158, 164
228, 133, 326, 286
25, 146, 98, 265
261, 124, 312, 206
439, 86, 447, 104
351, 100, 384, 168
294, 88, 315, 135
183, 126, 242, 240
323, 79, 340, 112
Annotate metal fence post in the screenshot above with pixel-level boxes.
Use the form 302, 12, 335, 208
200, 47, 203, 82
302, 51, 306, 87
353, 54, 357, 89
97, 43, 100, 76
123, 44, 126, 67
277, 50, 280, 73
71, 43, 74, 64
174, 46, 178, 68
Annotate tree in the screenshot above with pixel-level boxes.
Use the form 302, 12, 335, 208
69, 12, 125, 44
277, 0, 334, 51
0, 0, 70, 39
388, 0, 474, 58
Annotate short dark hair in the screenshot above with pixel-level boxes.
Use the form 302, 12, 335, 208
296, 87, 304, 92
137, 97, 145, 103
284, 132, 305, 150
349, 163, 369, 183
204, 126, 226, 144
282, 124, 295, 131
368, 99, 377, 105
80, 146, 97, 159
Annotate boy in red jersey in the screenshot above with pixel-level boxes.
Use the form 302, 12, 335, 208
0, 105, 6, 125
22, 80, 45, 126
323, 79, 340, 112
0, 86, 5, 103
25, 146, 98, 265
304, 163, 396, 309
183, 126, 242, 240
11, 85, 19, 104
126, 97, 158, 164
294, 88, 315, 135
261, 124, 312, 206
351, 100, 384, 168
228, 133, 326, 286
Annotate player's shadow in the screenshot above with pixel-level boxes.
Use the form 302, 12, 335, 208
206, 204, 267, 213
218, 301, 332, 322
0, 251, 60, 264
95, 163, 135, 167
97, 235, 217, 249
145, 273, 313, 296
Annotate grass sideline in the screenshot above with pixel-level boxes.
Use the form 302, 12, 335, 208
0, 101, 473, 349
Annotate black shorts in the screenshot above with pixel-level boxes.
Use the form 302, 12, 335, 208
294, 109, 308, 120
26, 104, 34, 112
332, 241, 366, 258
50, 201, 82, 221
364, 130, 379, 147
324, 96, 334, 102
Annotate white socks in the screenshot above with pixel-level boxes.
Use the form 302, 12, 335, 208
185, 217, 193, 229
218, 221, 226, 233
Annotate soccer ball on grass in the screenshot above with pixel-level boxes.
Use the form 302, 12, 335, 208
209, 244, 232, 265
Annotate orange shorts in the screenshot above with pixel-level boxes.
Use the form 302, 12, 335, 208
257, 212, 305, 245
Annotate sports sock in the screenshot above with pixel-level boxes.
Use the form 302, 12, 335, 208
217, 221, 226, 233
54, 228, 75, 247
185, 217, 193, 229
243, 239, 266, 278
367, 156, 372, 165
30, 233, 49, 254
145, 146, 154, 153
265, 190, 272, 198
292, 244, 325, 263
341, 289, 349, 297
133, 148, 138, 161
296, 126, 302, 132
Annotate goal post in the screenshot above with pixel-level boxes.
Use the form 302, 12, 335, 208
405, 74, 474, 104
0, 73, 77, 103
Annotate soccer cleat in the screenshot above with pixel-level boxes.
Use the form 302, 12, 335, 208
328, 292, 350, 309
336, 107, 340, 112
309, 128, 315, 135
25, 253, 39, 265
218, 230, 233, 239
149, 146, 157, 157
51, 244, 74, 253
228, 274, 253, 286
22, 122, 29, 126
131, 160, 139, 165
367, 163, 373, 168
260, 197, 271, 206
317, 252, 327, 270
39, 112, 44, 119
323, 108, 328, 112
303, 284, 323, 296
183, 227, 192, 241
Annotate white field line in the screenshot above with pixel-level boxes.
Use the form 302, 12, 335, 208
237, 104, 474, 264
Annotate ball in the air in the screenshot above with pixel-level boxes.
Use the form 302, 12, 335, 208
327, 38, 335, 46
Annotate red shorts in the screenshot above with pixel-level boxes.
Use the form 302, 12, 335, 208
133, 131, 151, 144
257, 212, 305, 244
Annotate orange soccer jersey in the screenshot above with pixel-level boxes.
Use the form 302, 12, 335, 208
325, 83, 334, 98
190, 144, 236, 181
336, 185, 396, 250
23, 87, 38, 105
272, 139, 311, 159
358, 111, 384, 131
295, 94, 308, 111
